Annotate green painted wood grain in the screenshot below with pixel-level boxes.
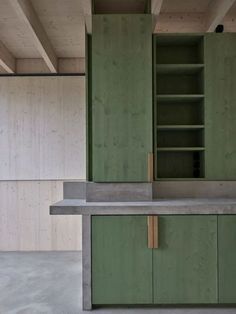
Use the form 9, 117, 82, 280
153, 216, 217, 304
205, 33, 236, 179
92, 216, 153, 304
86, 34, 92, 181
91, 15, 152, 182
218, 215, 236, 303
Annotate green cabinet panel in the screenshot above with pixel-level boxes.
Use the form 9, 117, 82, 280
86, 34, 92, 180
92, 216, 153, 304
205, 33, 236, 179
153, 216, 217, 304
91, 15, 152, 182
218, 216, 236, 303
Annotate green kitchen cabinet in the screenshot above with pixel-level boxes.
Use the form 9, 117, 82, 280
92, 215, 218, 305
92, 216, 153, 304
218, 216, 236, 303
153, 216, 218, 304
205, 33, 236, 179
91, 15, 152, 182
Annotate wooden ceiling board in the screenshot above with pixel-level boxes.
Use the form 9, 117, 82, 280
31, 0, 85, 58
0, 64, 7, 73
0, 0, 40, 58
162, 0, 212, 13
0, 0, 85, 58
228, 0, 236, 13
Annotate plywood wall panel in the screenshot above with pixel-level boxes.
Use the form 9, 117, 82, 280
0, 76, 86, 180
0, 181, 82, 251
0, 76, 85, 251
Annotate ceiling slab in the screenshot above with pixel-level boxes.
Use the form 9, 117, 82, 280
162, 0, 212, 13
0, 0, 40, 58
155, 13, 205, 33
0, 0, 85, 59
10, 0, 58, 73
31, 0, 85, 58
0, 0, 236, 65
206, 0, 236, 32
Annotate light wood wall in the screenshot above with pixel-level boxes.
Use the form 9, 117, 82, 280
0, 76, 85, 251
0, 76, 85, 180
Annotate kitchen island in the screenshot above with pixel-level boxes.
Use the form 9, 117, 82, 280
50, 182, 236, 310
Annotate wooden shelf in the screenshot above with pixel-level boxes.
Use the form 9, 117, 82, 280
156, 64, 204, 74
156, 95, 204, 102
154, 35, 205, 180
155, 35, 203, 46
157, 125, 204, 130
157, 147, 205, 152
156, 178, 205, 181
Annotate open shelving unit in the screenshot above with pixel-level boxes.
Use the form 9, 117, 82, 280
153, 34, 205, 179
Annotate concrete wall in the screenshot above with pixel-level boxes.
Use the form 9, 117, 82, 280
0, 76, 86, 251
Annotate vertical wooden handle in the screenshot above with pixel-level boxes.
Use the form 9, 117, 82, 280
147, 216, 154, 249
147, 216, 159, 249
153, 216, 159, 249
147, 152, 154, 182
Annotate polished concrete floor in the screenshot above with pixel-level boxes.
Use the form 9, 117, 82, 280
0, 252, 236, 314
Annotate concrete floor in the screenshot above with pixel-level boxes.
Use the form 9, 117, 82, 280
0, 252, 236, 314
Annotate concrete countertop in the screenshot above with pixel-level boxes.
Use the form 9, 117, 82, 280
50, 198, 236, 215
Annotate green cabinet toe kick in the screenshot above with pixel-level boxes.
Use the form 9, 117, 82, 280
90, 215, 236, 307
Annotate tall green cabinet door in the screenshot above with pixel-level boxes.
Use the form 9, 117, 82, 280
153, 216, 217, 304
92, 216, 153, 305
91, 15, 152, 182
205, 33, 236, 179
218, 216, 236, 303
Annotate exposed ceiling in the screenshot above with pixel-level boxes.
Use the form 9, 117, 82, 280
161, 0, 212, 13
0, 0, 85, 59
0, 0, 236, 74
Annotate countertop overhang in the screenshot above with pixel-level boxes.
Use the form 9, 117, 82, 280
50, 198, 236, 215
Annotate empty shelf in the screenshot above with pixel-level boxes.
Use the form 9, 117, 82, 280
156, 95, 204, 102
157, 147, 205, 152
156, 64, 204, 74
157, 125, 204, 130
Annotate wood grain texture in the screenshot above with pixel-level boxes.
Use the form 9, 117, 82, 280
15, 58, 85, 74
92, 216, 153, 304
0, 0, 85, 59
205, 33, 236, 179
91, 15, 152, 182
205, 0, 236, 32
0, 76, 85, 180
10, 0, 58, 72
147, 216, 154, 248
0, 40, 15, 73
153, 215, 158, 249
0, 181, 82, 251
153, 216, 217, 304
218, 215, 236, 303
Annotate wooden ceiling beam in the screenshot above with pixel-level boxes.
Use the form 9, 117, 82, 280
0, 41, 15, 73
10, 0, 57, 72
152, 0, 164, 31
206, 0, 236, 32
81, 0, 92, 34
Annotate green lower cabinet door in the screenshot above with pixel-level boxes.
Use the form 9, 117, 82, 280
92, 216, 153, 305
218, 215, 236, 303
153, 216, 218, 304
